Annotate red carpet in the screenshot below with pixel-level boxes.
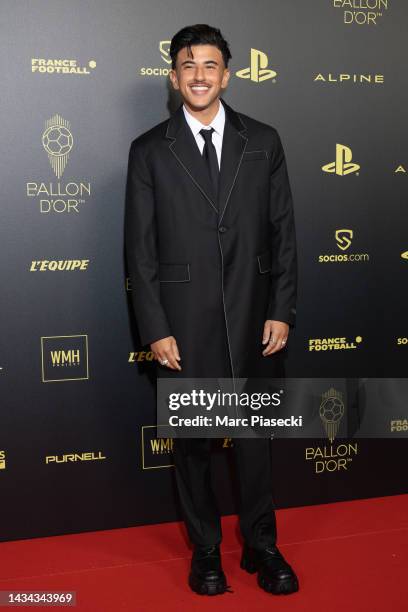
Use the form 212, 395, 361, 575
0, 494, 407, 611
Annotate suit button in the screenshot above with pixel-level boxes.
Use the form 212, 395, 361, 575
218, 225, 227, 233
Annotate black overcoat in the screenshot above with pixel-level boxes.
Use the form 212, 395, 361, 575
125, 97, 297, 379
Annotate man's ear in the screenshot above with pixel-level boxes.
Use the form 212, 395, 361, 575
222, 68, 231, 89
169, 69, 179, 90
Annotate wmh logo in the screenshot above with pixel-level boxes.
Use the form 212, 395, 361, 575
141, 426, 174, 470
51, 348, 80, 366
41, 334, 89, 382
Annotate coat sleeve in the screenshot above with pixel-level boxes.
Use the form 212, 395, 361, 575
266, 129, 298, 327
124, 140, 172, 346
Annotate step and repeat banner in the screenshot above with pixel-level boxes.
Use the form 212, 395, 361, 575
1, 0, 407, 541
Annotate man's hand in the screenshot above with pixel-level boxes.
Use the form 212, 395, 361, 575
262, 320, 289, 356
151, 336, 182, 370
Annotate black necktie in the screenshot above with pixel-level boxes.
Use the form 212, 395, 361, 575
199, 127, 219, 204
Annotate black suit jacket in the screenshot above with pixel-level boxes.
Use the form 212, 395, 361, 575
125, 97, 297, 378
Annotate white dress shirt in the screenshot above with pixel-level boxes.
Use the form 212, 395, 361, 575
182, 99, 225, 169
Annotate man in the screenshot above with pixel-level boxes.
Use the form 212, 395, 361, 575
125, 24, 298, 596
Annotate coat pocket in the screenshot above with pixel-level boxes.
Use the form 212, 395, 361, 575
257, 250, 272, 274
158, 263, 190, 282
242, 150, 268, 161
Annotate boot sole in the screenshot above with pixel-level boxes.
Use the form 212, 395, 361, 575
258, 573, 299, 595
188, 572, 228, 596
241, 556, 299, 595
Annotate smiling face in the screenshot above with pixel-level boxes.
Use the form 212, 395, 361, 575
169, 44, 230, 115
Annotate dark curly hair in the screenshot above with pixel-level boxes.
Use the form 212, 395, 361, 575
170, 24, 232, 69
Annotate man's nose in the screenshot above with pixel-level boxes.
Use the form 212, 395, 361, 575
194, 66, 205, 81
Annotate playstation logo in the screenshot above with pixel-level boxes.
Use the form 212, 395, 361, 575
236, 48, 277, 83
322, 144, 360, 176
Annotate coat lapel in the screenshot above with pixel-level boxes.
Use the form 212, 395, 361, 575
217, 99, 248, 222
165, 97, 248, 218
165, 103, 219, 213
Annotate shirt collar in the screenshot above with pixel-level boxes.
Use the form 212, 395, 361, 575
182, 98, 225, 138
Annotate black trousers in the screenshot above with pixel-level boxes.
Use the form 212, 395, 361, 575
158, 284, 284, 548
172, 436, 277, 548
168, 318, 283, 550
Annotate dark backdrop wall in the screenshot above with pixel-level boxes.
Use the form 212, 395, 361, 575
1, 0, 407, 541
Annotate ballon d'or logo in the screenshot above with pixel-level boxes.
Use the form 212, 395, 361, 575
42, 114, 73, 179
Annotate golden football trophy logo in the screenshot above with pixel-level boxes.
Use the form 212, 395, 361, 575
159, 40, 171, 64
42, 114, 73, 179
319, 388, 345, 443
401, 251, 408, 260
335, 229, 353, 251
322, 144, 360, 176
236, 48, 277, 82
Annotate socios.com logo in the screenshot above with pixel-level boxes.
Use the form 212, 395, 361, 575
335, 229, 353, 251
322, 144, 360, 176
159, 41, 171, 64
236, 48, 277, 83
